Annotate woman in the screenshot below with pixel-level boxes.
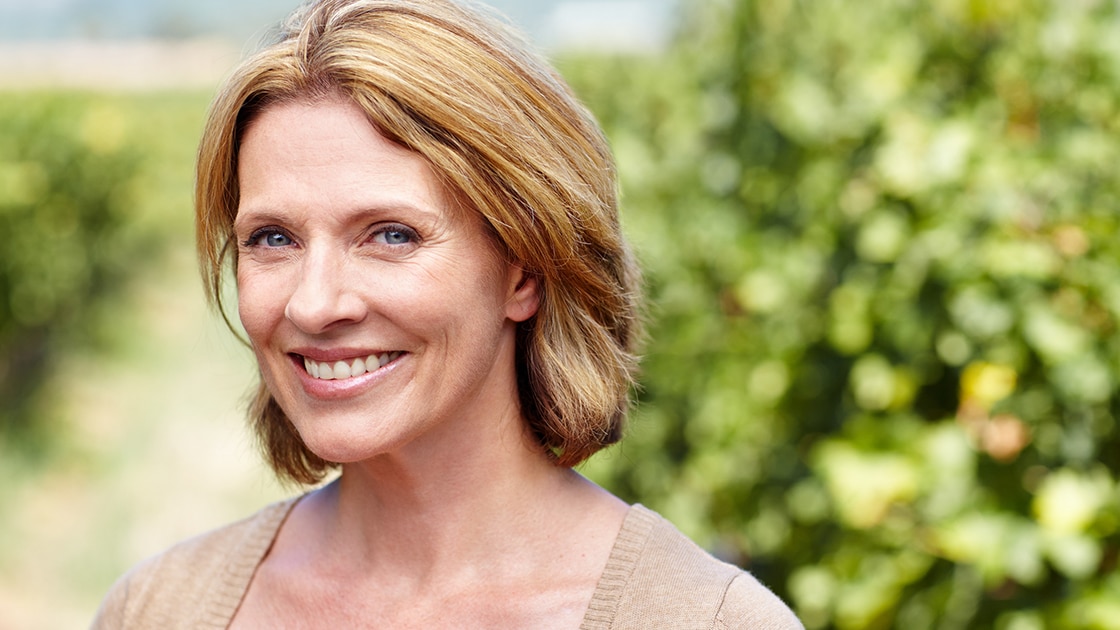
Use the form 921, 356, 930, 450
93, 0, 802, 627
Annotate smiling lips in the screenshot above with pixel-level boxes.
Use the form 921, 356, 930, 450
301, 352, 403, 380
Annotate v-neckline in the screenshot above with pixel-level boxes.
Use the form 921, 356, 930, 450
219, 498, 656, 629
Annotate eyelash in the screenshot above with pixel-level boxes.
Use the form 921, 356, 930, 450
370, 224, 420, 246
241, 224, 420, 248
244, 227, 293, 248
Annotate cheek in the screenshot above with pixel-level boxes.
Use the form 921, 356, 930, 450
393, 268, 504, 344
236, 267, 285, 343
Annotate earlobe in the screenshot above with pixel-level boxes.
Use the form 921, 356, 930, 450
506, 268, 540, 322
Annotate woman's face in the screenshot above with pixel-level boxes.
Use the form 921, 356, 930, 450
234, 96, 538, 464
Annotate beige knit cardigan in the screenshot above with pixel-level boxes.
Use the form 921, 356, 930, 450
91, 499, 803, 629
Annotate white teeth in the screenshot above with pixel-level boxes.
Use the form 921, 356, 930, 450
304, 352, 400, 380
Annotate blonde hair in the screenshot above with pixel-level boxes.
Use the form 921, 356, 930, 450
196, 0, 642, 484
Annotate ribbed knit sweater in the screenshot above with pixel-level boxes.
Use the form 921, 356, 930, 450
91, 499, 803, 629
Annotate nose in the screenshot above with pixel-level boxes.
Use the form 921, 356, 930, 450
284, 248, 366, 334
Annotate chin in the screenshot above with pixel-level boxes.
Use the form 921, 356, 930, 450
291, 417, 414, 465
298, 431, 386, 464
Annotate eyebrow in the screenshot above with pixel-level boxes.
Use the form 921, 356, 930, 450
233, 201, 442, 232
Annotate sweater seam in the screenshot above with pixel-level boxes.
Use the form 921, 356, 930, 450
579, 503, 656, 630
205, 497, 301, 627
711, 572, 743, 630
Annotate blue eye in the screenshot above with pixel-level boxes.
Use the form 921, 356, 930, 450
373, 225, 418, 246
245, 228, 294, 248
383, 230, 411, 244
264, 232, 292, 247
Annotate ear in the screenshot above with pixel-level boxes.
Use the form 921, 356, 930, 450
505, 265, 540, 323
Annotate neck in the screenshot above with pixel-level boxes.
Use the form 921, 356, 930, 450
299, 412, 624, 588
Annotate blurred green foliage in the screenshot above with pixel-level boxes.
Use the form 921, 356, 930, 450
565, 0, 1120, 628
5, 1, 1120, 626
0, 94, 176, 447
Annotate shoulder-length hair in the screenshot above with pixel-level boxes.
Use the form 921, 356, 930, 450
196, 0, 643, 484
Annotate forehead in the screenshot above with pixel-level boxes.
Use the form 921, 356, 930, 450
233, 96, 503, 246
239, 96, 425, 180
236, 97, 447, 214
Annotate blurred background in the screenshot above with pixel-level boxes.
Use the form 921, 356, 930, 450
3, 0, 1120, 628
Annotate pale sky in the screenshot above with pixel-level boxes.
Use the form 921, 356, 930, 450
0, 0, 679, 52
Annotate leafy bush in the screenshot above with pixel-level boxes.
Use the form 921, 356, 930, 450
0, 94, 146, 443
565, 1, 1120, 627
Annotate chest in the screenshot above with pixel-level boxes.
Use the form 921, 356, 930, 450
229, 564, 597, 629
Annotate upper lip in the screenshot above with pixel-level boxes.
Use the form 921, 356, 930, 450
287, 347, 398, 363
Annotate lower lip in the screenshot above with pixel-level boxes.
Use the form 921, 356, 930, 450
293, 355, 403, 400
